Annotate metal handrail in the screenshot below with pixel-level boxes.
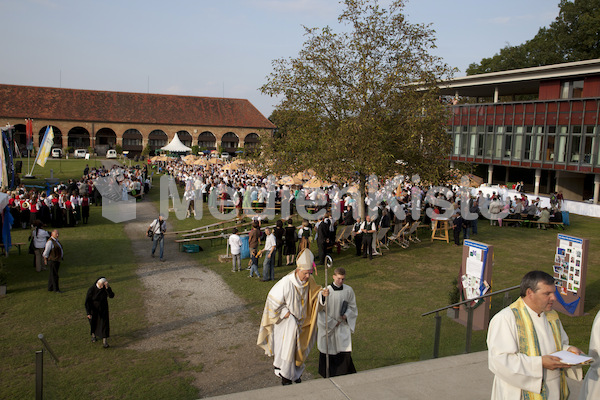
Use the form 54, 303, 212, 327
421, 285, 520, 358
421, 285, 520, 316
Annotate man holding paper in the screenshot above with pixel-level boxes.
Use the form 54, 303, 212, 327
487, 270, 582, 399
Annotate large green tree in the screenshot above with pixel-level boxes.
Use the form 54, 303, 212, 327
467, 0, 600, 75
257, 0, 452, 215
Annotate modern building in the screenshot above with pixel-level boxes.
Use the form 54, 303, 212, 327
0, 84, 275, 156
438, 59, 600, 203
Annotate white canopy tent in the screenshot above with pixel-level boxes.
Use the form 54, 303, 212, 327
160, 134, 192, 153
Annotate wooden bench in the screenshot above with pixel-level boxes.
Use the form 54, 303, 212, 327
0, 242, 26, 255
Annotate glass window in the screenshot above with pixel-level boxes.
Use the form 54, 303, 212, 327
497, 126, 504, 134
573, 125, 582, 134
506, 126, 513, 133
469, 134, 477, 156
513, 135, 523, 160
524, 136, 533, 160
526, 126, 533, 133
485, 134, 493, 157
534, 136, 543, 161
453, 134, 460, 155
461, 133, 468, 155
585, 126, 595, 134
454, 126, 461, 133
462, 126, 468, 132
477, 134, 484, 157
548, 126, 556, 134
570, 136, 581, 163
495, 135, 503, 158
546, 136, 555, 161
504, 135, 512, 158
583, 136, 595, 164
535, 126, 544, 134
487, 126, 494, 133
557, 135, 567, 162
573, 80, 584, 98
560, 82, 570, 99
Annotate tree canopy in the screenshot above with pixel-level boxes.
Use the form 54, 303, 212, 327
467, 0, 600, 75
256, 0, 453, 207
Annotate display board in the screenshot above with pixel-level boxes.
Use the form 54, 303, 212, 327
552, 234, 589, 316
457, 240, 494, 330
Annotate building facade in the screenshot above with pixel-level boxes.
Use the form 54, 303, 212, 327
0, 84, 275, 156
438, 59, 600, 203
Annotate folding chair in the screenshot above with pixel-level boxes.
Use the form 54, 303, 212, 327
336, 225, 353, 249
407, 221, 421, 243
388, 223, 409, 249
375, 227, 391, 253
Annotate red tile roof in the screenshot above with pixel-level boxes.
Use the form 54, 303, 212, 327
0, 84, 275, 129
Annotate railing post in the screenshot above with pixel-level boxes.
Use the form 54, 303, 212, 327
36, 350, 43, 400
503, 291, 511, 307
465, 304, 473, 353
433, 311, 442, 358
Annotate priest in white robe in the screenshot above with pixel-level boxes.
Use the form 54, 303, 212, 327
257, 248, 328, 385
578, 310, 600, 400
317, 266, 358, 378
487, 270, 582, 400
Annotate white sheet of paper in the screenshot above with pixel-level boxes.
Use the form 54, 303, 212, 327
551, 350, 593, 365
466, 258, 483, 278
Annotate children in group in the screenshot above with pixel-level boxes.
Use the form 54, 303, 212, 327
248, 248, 261, 278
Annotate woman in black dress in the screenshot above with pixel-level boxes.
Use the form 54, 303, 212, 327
273, 219, 285, 268
284, 218, 297, 266
85, 277, 115, 348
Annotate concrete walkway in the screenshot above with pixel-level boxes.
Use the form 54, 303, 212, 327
207, 351, 584, 400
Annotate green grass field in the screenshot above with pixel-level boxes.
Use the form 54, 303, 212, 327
1, 163, 599, 398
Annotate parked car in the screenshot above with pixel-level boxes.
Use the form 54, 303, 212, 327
51, 148, 62, 158
74, 149, 88, 158
220, 152, 231, 160
106, 149, 117, 159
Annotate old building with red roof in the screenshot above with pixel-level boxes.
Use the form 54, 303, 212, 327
0, 84, 275, 156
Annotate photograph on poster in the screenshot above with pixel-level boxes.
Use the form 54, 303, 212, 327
562, 261, 569, 269
575, 269, 580, 277
561, 272, 568, 280
558, 248, 566, 255
571, 257, 575, 263
569, 273, 574, 281
576, 260, 580, 267
569, 241, 573, 247
568, 282, 573, 291
555, 255, 563, 264
570, 266, 574, 272
574, 278, 580, 285
554, 265, 562, 274
577, 250, 582, 257
560, 287, 568, 295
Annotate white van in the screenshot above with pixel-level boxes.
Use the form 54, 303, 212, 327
74, 149, 87, 158
51, 148, 62, 158
106, 149, 117, 159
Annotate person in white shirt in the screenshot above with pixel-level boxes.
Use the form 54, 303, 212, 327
228, 228, 243, 272
261, 228, 277, 281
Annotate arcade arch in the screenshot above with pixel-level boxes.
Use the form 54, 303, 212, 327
38, 126, 63, 148
244, 132, 260, 149
148, 130, 168, 152
67, 127, 90, 149
177, 130, 192, 147
123, 129, 143, 154
221, 132, 239, 152
198, 131, 216, 150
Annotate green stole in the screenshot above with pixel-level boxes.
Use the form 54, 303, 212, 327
510, 297, 569, 400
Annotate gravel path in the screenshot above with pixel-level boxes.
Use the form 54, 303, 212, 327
122, 195, 276, 397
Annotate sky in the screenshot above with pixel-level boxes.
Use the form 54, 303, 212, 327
1, 0, 560, 118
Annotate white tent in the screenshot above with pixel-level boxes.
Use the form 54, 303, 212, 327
160, 134, 192, 153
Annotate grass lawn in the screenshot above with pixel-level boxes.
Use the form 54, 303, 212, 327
151, 185, 600, 375
2, 167, 599, 398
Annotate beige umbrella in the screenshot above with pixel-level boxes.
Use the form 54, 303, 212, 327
193, 158, 208, 166
303, 176, 330, 188
247, 169, 261, 176
278, 175, 301, 185
209, 158, 223, 165
222, 163, 239, 171
231, 158, 247, 165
